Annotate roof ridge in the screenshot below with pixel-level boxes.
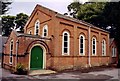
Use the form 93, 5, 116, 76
56, 13, 109, 33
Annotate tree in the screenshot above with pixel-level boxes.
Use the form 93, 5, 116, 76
67, 1, 82, 18
0, 0, 12, 15
2, 13, 29, 36
103, 2, 120, 67
2, 15, 15, 36
66, 1, 120, 67
67, 2, 106, 29
15, 13, 29, 32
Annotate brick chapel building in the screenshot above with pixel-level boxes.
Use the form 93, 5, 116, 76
3, 4, 112, 71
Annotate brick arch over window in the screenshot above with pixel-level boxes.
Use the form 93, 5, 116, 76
61, 29, 71, 36
92, 35, 98, 41
25, 40, 51, 56
78, 32, 86, 38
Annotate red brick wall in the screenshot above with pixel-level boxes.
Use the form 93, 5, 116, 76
109, 40, 118, 64
3, 5, 110, 71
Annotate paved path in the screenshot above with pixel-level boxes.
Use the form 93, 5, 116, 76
0, 62, 119, 81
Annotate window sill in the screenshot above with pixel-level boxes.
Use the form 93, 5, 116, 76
62, 54, 69, 56
79, 54, 86, 56
112, 56, 117, 57
102, 55, 107, 56
9, 62, 12, 65
91, 54, 97, 56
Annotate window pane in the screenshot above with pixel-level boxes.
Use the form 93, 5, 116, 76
64, 36, 68, 41
80, 44, 83, 48
80, 38, 83, 43
80, 49, 83, 53
93, 45, 95, 49
44, 33, 47, 36
44, 29, 47, 33
11, 45, 13, 50
64, 33, 68, 36
64, 48, 68, 53
10, 57, 12, 63
93, 50, 95, 54
64, 42, 68, 47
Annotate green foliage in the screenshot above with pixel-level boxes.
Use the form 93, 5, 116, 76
2, 13, 29, 36
67, 2, 106, 28
1, 0, 12, 15
2, 15, 15, 36
67, 2, 82, 18
15, 13, 29, 32
67, 1, 120, 66
16, 63, 28, 75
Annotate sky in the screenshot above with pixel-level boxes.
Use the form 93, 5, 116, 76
8, 0, 117, 16
8, 0, 88, 16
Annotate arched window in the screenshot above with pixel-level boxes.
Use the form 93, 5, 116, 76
92, 37, 97, 55
43, 25, 48, 37
102, 39, 106, 56
112, 47, 116, 57
10, 40, 13, 64
62, 31, 70, 55
28, 30, 32, 35
79, 35, 85, 55
34, 20, 40, 35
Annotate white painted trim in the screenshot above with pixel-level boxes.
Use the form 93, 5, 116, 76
9, 40, 13, 64
88, 27, 91, 67
62, 31, 70, 55
28, 30, 32, 35
92, 37, 97, 56
79, 35, 85, 55
34, 20, 40, 35
102, 39, 106, 56
29, 44, 46, 70
15, 40, 18, 68
42, 25, 48, 37
112, 47, 117, 57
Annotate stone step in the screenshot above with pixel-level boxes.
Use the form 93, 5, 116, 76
29, 70, 56, 75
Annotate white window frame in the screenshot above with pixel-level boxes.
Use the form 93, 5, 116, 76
92, 37, 97, 55
112, 47, 117, 57
9, 40, 13, 64
34, 20, 40, 35
102, 39, 106, 56
42, 25, 48, 37
28, 30, 32, 35
62, 31, 70, 55
79, 35, 85, 55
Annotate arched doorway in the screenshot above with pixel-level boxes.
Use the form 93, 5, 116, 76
30, 46, 43, 70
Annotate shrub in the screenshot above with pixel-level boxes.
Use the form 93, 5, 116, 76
16, 63, 28, 75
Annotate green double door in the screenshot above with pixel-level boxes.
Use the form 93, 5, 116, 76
30, 46, 43, 70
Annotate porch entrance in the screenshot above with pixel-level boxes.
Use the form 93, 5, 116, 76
30, 46, 43, 70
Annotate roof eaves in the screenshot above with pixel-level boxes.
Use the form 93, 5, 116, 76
56, 13, 109, 33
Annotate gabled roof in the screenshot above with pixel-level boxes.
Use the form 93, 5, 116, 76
24, 4, 109, 33
24, 4, 57, 30
56, 13, 109, 33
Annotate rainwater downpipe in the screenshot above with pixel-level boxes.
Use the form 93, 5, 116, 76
88, 26, 91, 67
16, 40, 19, 68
